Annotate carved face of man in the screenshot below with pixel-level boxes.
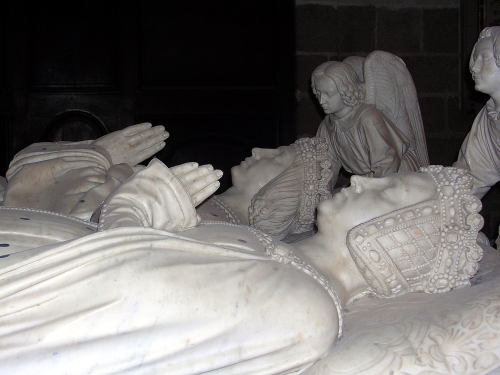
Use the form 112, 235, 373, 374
470, 37, 500, 96
316, 173, 436, 234
311, 75, 347, 115
231, 146, 295, 199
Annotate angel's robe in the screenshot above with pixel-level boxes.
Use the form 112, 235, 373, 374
454, 99, 500, 199
317, 103, 419, 178
0, 161, 339, 375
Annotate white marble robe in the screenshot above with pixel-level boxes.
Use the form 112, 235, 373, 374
3, 141, 133, 220
0, 161, 338, 375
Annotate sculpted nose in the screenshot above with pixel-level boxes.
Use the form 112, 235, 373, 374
251, 148, 261, 159
471, 59, 481, 73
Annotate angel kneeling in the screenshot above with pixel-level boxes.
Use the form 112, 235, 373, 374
312, 51, 429, 180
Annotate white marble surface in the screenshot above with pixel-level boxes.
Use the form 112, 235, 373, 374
0, 162, 487, 374
306, 244, 500, 375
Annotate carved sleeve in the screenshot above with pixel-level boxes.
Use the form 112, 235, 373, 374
98, 158, 199, 232
3, 141, 118, 219
361, 110, 407, 177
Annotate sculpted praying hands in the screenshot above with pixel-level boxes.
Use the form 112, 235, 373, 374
99, 159, 223, 232
92, 122, 169, 166
170, 162, 223, 207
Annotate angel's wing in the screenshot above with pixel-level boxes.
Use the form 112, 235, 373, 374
363, 51, 429, 167
343, 55, 366, 82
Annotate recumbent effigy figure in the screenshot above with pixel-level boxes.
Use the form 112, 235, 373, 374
312, 51, 429, 183
2, 129, 333, 241
0, 159, 485, 374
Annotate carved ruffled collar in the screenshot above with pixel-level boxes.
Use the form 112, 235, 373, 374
486, 99, 500, 122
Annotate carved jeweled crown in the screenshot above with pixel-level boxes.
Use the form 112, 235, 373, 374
292, 137, 333, 234
346, 166, 483, 297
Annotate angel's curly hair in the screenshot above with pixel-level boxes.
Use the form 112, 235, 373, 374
312, 61, 365, 107
472, 26, 500, 68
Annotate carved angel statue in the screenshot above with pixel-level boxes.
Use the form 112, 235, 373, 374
312, 51, 429, 182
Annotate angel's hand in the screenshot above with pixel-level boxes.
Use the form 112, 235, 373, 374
92, 123, 169, 166
170, 162, 222, 206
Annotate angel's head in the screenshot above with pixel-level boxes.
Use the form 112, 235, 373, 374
311, 61, 364, 115
470, 26, 500, 96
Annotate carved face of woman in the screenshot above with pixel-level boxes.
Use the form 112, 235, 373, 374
316, 173, 436, 235
470, 37, 500, 96
231, 146, 295, 199
311, 75, 347, 115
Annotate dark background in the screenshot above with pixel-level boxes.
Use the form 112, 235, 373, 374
0, 0, 498, 240
0, 1, 295, 190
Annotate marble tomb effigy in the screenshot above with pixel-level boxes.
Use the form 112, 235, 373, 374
0, 158, 489, 374
0, 34, 500, 374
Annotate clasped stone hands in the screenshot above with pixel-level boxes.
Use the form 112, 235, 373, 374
170, 162, 223, 207
92, 122, 169, 166
98, 159, 223, 232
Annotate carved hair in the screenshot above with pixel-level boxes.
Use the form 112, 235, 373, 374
312, 61, 365, 107
347, 166, 483, 298
471, 26, 500, 68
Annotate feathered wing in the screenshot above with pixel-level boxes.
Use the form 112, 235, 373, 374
363, 51, 429, 166
343, 55, 366, 82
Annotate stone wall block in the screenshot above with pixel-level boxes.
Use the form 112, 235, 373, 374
376, 8, 421, 52
404, 56, 458, 93
423, 8, 459, 53
296, 93, 324, 137
296, 55, 330, 92
419, 96, 446, 133
296, 5, 338, 52
448, 96, 469, 134
338, 6, 376, 52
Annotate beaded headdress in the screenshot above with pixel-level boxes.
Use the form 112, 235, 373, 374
346, 166, 483, 297
292, 137, 333, 233
248, 137, 333, 238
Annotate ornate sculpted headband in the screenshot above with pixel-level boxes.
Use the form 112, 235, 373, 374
346, 166, 483, 298
292, 137, 333, 234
